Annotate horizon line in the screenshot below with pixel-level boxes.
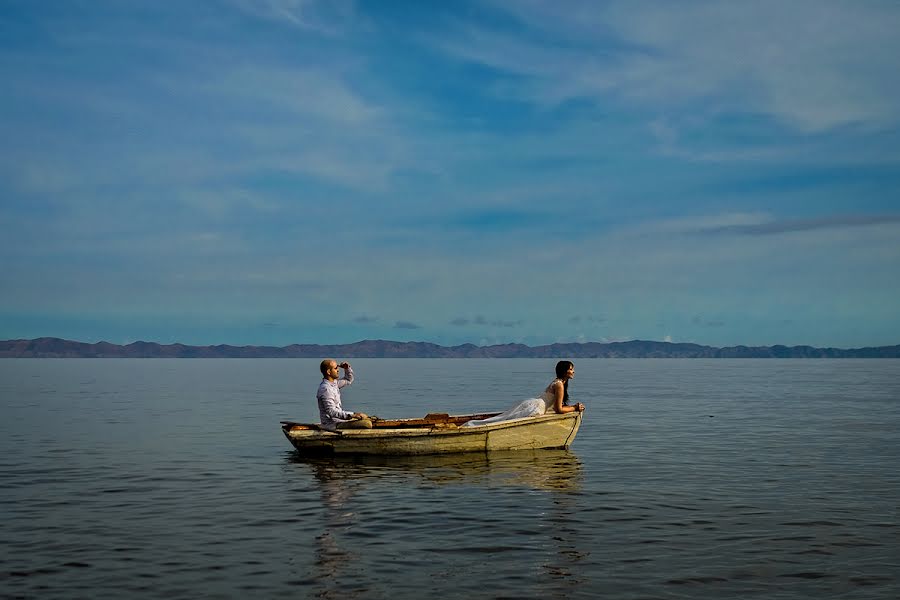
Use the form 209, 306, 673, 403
3, 336, 899, 352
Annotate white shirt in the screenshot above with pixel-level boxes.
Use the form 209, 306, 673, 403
316, 366, 355, 430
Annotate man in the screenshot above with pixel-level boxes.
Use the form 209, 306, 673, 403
316, 359, 372, 430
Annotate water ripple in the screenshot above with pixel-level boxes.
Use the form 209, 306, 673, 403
2, 358, 899, 599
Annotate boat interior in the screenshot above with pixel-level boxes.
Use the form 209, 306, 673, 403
281, 412, 502, 431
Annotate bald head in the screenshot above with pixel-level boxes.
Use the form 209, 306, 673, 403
320, 359, 336, 377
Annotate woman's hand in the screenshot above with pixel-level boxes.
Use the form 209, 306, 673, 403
575, 403, 585, 412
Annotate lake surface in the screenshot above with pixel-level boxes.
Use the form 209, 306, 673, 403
2, 359, 899, 599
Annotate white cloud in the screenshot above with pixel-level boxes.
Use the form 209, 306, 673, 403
602, 0, 900, 132
443, 1, 900, 133
228, 0, 358, 35
211, 65, 382, 125
621, 213, 771, 236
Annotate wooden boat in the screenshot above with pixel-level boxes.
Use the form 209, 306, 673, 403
281, 411, 583, 456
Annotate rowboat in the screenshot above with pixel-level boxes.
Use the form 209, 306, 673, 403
281, 411, 583, 456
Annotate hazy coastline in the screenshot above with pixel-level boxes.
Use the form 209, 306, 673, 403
2, 337, 899, 358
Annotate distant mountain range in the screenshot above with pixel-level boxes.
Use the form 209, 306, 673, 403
2, 337, 899, 358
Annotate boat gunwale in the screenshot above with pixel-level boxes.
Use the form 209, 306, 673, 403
283, 411, 581, 439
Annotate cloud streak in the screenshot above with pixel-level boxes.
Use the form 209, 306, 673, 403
228, 0, 358, 35
463, 0, 900, 133
701, 214, 900, 236
353, 315, 379, 324
451, 316, 525, 328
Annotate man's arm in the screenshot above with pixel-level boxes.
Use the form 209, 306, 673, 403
337, 363, 354, 388
336, 365, 367, 419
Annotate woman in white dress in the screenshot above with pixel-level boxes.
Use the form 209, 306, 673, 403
461, 361, 585, 427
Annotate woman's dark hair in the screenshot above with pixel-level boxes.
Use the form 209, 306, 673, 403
555, 360, 573, 405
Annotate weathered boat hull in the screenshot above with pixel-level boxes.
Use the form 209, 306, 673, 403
281, 411, 582, 456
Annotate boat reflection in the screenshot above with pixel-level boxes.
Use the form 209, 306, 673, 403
286, 450, 586, 597
287, 449, 583, 492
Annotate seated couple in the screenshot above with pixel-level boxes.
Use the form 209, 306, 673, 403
316, 358, 584, 431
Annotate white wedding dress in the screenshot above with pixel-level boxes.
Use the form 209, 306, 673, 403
461, 380, 560, 427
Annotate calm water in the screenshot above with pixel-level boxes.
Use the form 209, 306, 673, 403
2, 359, 899, 599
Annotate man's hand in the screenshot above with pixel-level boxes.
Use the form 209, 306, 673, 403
339, 362, 350, 369
352, 412, 368, 420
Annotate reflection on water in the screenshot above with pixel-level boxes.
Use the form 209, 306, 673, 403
294, 457, 372, 599
288, 449, 583, 492
286, 450, 586, 598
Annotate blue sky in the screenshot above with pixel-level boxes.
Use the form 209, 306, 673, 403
1, 0, 899, 348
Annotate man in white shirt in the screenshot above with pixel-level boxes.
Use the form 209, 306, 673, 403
316, 359, 371, 430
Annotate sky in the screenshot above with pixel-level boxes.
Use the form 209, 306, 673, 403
1, 0, 899, 348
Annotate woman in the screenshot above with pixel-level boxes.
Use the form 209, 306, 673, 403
461, 360, 585, 427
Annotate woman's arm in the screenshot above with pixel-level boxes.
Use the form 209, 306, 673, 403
551, 381, 585, 413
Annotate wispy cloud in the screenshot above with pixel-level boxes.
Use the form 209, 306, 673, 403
210, 65, 382, 125
393, 321, 422, 330
438, 1, 900, 133
353, 315, 379, 324
627, 212, 900, 239
228, 0, 358, 35
692, 316, 725, 328
701, 214, 900, 236
451, 315, 524, 328
568, 315, 606, 325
